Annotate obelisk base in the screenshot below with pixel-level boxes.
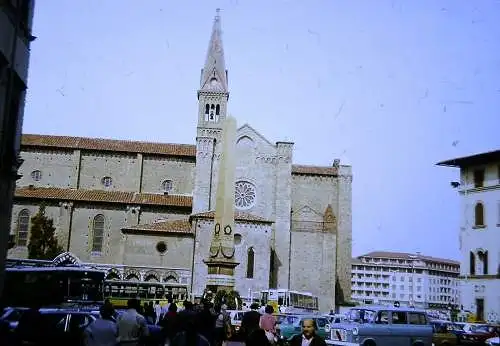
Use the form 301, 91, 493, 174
204, 260, 239, 293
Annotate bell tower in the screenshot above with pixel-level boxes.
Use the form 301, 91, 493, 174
193, 9, 230, 213
197, 8, 229, 133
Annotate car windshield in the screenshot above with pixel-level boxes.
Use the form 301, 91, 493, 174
281, 315, 300, 325
347, 309, 376, 323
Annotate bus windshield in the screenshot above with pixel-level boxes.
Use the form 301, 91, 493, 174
4, 268, 105, 307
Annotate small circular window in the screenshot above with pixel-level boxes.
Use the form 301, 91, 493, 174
31, 170, 42, 181
156, 241, 167, 254
234, 233, 242, 246
235, 181, 256, 210
101, 176, 112, 187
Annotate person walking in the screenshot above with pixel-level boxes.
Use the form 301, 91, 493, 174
116, 299, 150, 346
83, 304, 118, 346
259, 305, 277, 344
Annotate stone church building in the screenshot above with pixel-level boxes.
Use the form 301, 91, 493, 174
8, 12, 352, 311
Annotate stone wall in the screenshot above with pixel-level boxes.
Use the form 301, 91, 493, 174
122, 233, 193, 269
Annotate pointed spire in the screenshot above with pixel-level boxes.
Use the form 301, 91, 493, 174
200, 8, 228, 93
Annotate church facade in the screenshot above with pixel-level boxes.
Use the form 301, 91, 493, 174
7, 12, 352, 311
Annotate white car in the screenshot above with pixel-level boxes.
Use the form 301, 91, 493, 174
486, 336, 500, 346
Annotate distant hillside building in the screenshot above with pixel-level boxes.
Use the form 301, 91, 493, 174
438, 150, 500, 323
8, 11, 352, 311
351, 251, 460, 309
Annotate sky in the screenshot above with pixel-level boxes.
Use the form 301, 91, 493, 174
22, 1, 500, 260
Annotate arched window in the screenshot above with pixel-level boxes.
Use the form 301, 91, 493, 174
216, 104, 220, 115
92, 214, 105, 252
16, 209, 30, 246
205, 104, 210, 115
474, 202, 484, 226
246, 247, 255, 279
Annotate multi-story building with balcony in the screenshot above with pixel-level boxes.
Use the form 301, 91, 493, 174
438, 150, 500, 323
0, 0, 36, 298
351, 251, 460, 309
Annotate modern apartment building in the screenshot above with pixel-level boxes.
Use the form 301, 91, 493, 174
438, 150, 500, 323
351, 251, 460, 309
0, 0, 36, 298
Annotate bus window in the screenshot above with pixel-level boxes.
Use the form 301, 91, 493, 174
261, 292, 269, 304
278, 292, 285, 306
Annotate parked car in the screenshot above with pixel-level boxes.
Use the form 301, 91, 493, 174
327, 306, 433, 346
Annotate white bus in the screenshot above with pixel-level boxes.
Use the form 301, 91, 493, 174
260, 289, 319, 314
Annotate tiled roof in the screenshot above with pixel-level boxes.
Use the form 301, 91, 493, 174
122, 219, 192, 234
21, 134, 196, 157
21, 135, 342, 176
190, 211, 273, 224
291, 165, 338, 176
15, 186, 192, 208
359, 251, 460, 266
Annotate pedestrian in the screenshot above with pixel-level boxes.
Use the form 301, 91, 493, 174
259, 305, 277, 344
116, 298, 150, 346
214, 304, 232, 346
239, 303, 261, 342
83, 303, 118, 346
288, 319, 327, 346
160, 302, 179, 346
154, 300, 162, 324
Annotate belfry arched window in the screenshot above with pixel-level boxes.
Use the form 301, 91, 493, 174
209, 104, 215, 121
216, 104, 220, 116
92, 214, 105, 252
246, 247, 255, 279
16, 209, 30, 247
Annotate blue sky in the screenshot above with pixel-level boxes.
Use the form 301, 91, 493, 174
23, 1, 500, 260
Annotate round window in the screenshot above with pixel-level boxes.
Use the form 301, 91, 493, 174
234, 233, 242, 246
234, 181, 256, 210
156, 241, 167, 254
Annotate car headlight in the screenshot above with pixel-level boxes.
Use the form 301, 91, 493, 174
352, 327, 359, 336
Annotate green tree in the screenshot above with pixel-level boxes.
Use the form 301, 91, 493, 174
28, 205, 64, 260
214, 290, 242, 310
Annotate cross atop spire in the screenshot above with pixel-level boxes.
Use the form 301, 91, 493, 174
199, 9, 228, 93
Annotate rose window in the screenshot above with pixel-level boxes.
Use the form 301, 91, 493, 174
235, 181, 256, 210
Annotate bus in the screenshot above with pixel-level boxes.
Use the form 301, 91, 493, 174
103, 279, 189, 308
260, 289, 320, 314
3, 266, 106, 307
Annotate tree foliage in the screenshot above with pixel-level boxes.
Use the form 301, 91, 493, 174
214, 290, 242, 310
28, 205, 64, 260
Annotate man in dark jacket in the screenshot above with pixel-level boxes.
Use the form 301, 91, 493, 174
289, 319, 327, 346
239, 303, 261, 341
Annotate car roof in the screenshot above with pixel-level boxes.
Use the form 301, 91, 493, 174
350, 305, 427, 314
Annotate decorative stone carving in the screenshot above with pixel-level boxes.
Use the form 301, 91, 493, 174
126, 205, 141, 214
255, 154, 291, 164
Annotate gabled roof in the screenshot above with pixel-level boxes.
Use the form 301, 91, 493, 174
190, 210, 273, 224
15, 186, 192, 208
122, 219, 192, 235
436, 149, 500, 168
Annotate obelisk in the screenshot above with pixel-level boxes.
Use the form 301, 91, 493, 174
204, 115, 239, 293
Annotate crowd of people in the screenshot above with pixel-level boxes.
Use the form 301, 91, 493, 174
0, 299, 328, 346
